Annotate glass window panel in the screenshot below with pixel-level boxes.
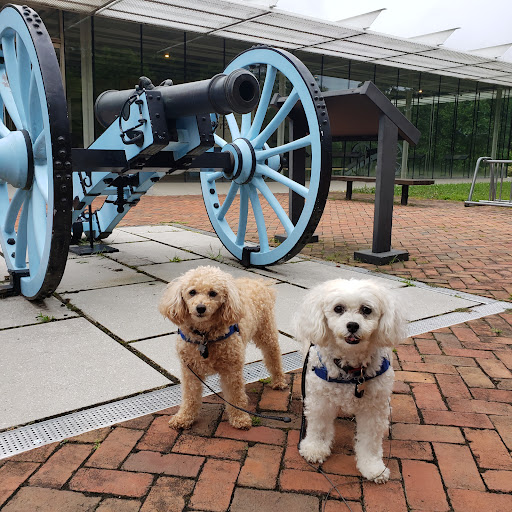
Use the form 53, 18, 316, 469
143, 24, 184, 87
63, 11, 84, 148
185, 33, 224, 82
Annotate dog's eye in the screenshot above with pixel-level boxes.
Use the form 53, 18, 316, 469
361, 306, 372, 316
334, 305, 345, 314
208, 291, 217, 297
189, 289, 196, 296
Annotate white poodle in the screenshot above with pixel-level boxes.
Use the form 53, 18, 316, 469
294, 278, 405, 483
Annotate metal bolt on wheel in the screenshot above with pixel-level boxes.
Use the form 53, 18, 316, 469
0, 4, 71, 299
201, 46, 331, 266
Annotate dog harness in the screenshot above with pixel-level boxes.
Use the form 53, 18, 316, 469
178, 324, 239, 359
312, 348, 391, 398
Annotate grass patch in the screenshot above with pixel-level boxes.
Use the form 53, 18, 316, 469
356, 181, 511, 202
36, 313, 55, 323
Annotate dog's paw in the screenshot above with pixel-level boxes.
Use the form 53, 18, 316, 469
229, 412, 252, 430
168, 414, 194, 430
270, 376, 287, 390
299, 439, 331, 464
372, 467, 390, 484
359, 463, 390, 484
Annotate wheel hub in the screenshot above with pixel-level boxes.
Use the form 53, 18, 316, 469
0, 129, 33, 190
222, 138, 256, 185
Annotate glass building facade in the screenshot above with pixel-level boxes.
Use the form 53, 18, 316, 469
4, 2, 512, 179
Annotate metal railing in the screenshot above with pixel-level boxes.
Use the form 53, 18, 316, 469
465, 157, 512, 207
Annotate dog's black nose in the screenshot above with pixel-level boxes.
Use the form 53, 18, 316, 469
347, 322, 359, 333
196, 304, 206, 315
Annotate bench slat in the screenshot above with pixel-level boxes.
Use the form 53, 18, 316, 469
331, 176, 434, 205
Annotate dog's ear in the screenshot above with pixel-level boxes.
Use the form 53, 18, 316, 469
293, 285, 328, 354
376, 291, 406, 347
220, 279, 243, 325
159, 277, 188, 326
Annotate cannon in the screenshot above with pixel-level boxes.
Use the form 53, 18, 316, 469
0, 4, 332, 300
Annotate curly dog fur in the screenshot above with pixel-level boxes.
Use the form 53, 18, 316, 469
159, 265, 287, 430
294, 278, 405, 483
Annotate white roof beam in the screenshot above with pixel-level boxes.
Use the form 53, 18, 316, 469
408, 28, 459, 46
336, 9, 386, 30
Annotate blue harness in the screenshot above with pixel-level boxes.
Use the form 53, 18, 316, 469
178, 324, 239, 359
312, 349, 390, 398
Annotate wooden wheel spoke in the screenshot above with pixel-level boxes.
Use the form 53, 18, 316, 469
1, 34, 27, 128
253, 176, 293, 236
247, 64, 277, 141
235, 186, 248, 246
257, 163, 309, 198
247, 184, 269, 252
217, 181, 239, 221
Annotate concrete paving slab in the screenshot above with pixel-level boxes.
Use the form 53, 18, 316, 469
102, 229, 147, 244
273, 282, 309, 334
0, 318, 170, 430
253, 260, 405, 290
398, 285, 484, 321
142, 259, 264, 283
56, 256, 155, 293
135, 228, 241, 264
105, 240, 202, 267
119, 225, 181, 235
0, 296, 78, 330
62, 281, 171, 342
132, 333, 298, 381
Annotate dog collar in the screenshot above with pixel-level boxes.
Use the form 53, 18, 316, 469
178, 324, 239, 359
312, 348, 390, 398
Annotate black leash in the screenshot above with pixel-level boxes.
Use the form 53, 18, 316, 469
186, 364, 291, 423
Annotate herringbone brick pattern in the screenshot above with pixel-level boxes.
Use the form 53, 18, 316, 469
1, 193, 511, 511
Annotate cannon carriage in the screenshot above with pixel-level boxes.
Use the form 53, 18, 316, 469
0, 3, 332, 299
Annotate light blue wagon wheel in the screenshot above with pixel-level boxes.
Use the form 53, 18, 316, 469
0, 4, 71, 299
201, 46, 331, 266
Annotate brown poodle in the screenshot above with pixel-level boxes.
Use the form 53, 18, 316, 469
159, 265, 287, 430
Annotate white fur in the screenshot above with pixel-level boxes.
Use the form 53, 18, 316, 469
293, 278, 405, 483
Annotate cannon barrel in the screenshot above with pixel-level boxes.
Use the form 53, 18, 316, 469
94, 68, 259, 128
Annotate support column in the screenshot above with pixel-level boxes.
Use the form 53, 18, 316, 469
80, 17, 94, 148
490, 86, 503, 159
401, 86, 413, 178
354, 115, 409, 265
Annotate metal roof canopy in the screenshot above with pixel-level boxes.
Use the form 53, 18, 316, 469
37, 0, 512, 87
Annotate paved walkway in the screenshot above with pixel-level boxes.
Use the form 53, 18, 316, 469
119, 191, 512, 301
1, 191, 511, 511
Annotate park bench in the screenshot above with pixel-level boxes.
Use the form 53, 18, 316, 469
331, 175, 434, 205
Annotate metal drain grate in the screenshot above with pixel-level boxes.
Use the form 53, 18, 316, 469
0, 352, 303, 460
1, 295, 507, 461
406, 301, 510, 337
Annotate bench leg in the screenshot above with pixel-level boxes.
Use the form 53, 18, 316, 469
345, 181, 353, 200
401, 185, 409, 206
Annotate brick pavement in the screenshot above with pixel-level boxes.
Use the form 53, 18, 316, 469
1, 193, 512, 511
118, 192, 512, 301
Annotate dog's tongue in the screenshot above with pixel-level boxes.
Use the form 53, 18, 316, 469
346, 335, 359, 344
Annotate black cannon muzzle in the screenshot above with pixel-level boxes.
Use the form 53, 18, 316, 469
94, 69, 260, 128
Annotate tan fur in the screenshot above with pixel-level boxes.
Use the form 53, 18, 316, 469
159, 265, 287, 430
